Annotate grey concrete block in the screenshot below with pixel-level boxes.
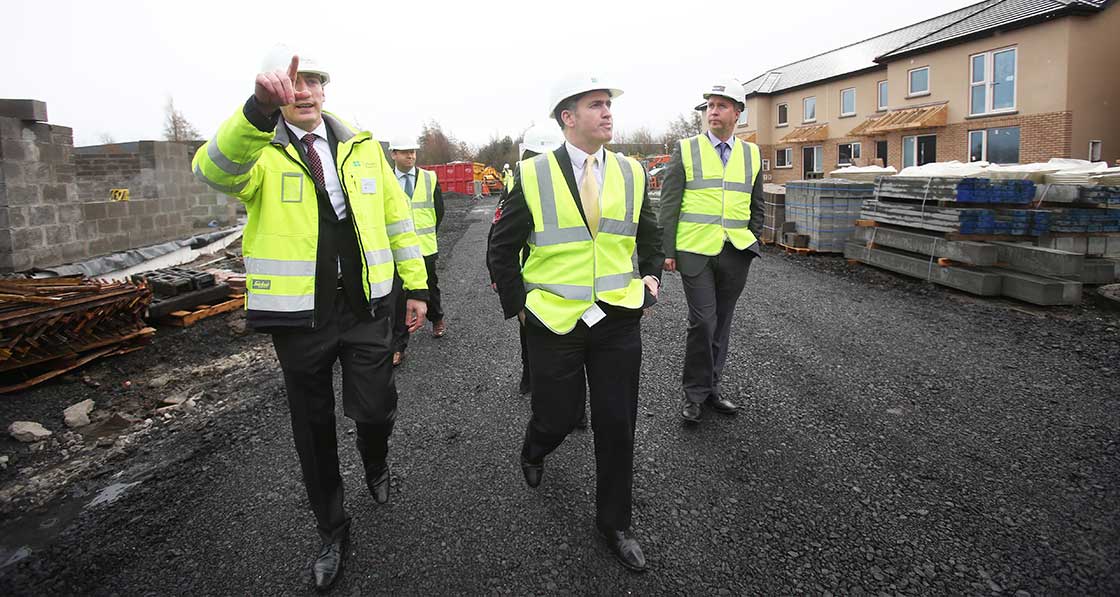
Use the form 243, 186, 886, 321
991, 242, 1084, 277
106, 202, 127, 218
61, 240, 88, 262
1079, 259, 1118, 284
81, 202, 107, 221
4, 184, 39, 206
0, 229, 11, 253
13, 226, 44, 249
96, 218, 119, 234
46, 225, 73, 245
852, 226, 997, 266
29, 205, 56, 226
0, 99, 48, 122
40, 183, 71, 203
9, 251, 32, 272
56, 204, 81, 223
8, 206, 27, 228
30, 245, 63, 268
983, 268, 1082, 306
845, 242, 1003, 296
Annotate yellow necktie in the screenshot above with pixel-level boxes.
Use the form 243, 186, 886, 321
580, 154, 600, 237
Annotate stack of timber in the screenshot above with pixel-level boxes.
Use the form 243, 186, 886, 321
133, 267, 237, 322
0, 276, 154, 393
848, 176, 1119, 306
761, 184, 785, 245
783, 180, 874, 253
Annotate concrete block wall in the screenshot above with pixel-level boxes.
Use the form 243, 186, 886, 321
1, 100, 238, 273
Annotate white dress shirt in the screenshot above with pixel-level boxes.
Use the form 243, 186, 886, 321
286, 121, 347, 220
394, 167, 417, 198
565, 141, 606, 190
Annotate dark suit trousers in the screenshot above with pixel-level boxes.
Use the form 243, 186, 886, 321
271, 288, 398, 543
521, 314, 641, 531
680, 243, 753, 404
392, 253, 443, 352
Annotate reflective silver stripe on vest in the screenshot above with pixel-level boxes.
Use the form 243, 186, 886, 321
386, 219, 415, 236
723, 218, 749, 228
530, 155, 589, 246
598, 218, 638, 236
684, 136, 722, 190
368, 278, 394, 299
679, 213, 722, 225
244, 257, 316, 277
685, 178, 722, 190
393, 245, 422, 261
364, 248, 393, 265
525, 282, 594, 302
724, 143, 754, 193
206, 138, 257, 176
614, 153, 635, 223
193, 163, 249, 195
415, 226, 436, 236
595, 272, 635, 293
411, 202, 435, 209
246, 293, 314, 312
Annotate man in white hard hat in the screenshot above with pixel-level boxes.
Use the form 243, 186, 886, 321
659, 77, 763, 424
192, 47, 428, 592
388, 136, 446, 366
488, 75, 663, 572
502, 162, 514, 189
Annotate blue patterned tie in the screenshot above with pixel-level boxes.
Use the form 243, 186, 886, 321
403, 172, 414, 197
717, 142, 730, 167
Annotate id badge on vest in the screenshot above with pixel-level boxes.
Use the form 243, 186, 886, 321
581, 303, 606, 327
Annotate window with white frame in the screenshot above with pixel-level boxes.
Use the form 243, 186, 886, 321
840, 88, 856, 117
838, 142, 862, 165
775, 148, 792, 168
803, 97, 816, 122
877, 80, 888, 111
908, 66, 930, 96
777, 103, 788, 126
968, 127, 1019, 164
737, 108, 748, 126
969, 47, 1017, 116
1089, 140, 1103, 161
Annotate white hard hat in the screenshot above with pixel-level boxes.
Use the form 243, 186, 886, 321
389, 137, 420, 151
519, 122, 565, 158
503, 163, 510, 169
702, 77, 745, 108
548, 73, 624, 118
261, 44, 330, 85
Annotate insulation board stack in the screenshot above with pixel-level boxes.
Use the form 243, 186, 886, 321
761, 184, 785, 245
783, 180, 874, 253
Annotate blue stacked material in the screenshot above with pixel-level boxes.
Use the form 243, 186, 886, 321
955, 178, 1036, 204
1051, 208, 1120, 233
1079, 186, 1120, 206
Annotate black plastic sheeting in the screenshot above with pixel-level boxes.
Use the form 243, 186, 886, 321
41, 228, 242, 278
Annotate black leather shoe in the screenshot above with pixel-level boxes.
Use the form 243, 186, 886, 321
575, 411, 588, 430
520, 457, 543, 488
312, 531, 349, 592
680, 400, 702, 423
598, 527, 647, 572
706, 394, 739, 415
367, 467, 390, 504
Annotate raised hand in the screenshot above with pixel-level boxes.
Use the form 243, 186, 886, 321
254, 55, 310, 113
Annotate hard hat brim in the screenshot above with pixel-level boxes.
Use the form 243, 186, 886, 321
549, 87, 624, 118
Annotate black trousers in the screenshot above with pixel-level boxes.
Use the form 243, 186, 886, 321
271, 289, 397, 543
521, 314, 641, 531
680, 243, 753, 404
392, 254, 443, 352
518, 320, 531, 389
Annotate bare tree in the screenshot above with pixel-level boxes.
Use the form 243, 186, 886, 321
418, 120, 474, 164
659, 111, 704, 150
97, 132, 116, 144
163, 97, 201, 142
475, 134, 520, 169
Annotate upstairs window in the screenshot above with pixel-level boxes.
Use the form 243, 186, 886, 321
877, 80, 888, 111
803, 97, 816, 123
777, 103, 788, 126
840, 88, 856, 117
908, 66, 930, 96
970, 47, 1017, 116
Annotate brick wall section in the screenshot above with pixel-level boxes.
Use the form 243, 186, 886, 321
763, 111, 1074, 186
1, 109, 238, 273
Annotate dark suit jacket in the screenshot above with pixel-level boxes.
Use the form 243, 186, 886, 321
658, 136, 765, 277
487, 145, 664, 323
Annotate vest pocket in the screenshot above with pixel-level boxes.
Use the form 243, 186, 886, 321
281, 172, 304, 203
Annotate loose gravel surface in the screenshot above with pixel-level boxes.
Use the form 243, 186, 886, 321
1, 195, 1118, 596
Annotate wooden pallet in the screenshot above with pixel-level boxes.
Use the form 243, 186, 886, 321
159, 294, 245, 327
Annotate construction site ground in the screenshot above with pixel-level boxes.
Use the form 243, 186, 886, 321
1, 195, 1118, 595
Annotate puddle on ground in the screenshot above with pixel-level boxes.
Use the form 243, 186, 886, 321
0, 479, 141, 571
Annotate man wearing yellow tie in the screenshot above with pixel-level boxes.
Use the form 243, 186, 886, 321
487, 74, 663, 572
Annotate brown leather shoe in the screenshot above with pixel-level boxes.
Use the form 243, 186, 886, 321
432, 320, 447, 338
392, 352, 403, 367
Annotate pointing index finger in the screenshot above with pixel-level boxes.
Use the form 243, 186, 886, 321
287, 55, 300, 84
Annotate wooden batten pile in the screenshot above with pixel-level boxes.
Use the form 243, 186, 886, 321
0, 276, 154, 393
845, 178, 1120, 306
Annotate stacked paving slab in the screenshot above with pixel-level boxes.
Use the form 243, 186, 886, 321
845, 176, 1120, 305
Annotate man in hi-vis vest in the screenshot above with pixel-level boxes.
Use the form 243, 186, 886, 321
388, 137, 446, 367
488, 74, 663, 572
659, 77, 764, 424
192, 47, 428, 592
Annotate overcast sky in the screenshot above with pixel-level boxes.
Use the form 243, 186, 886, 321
3, 0, 979, 148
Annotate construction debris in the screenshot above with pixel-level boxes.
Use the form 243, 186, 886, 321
63, 399, 96, 428
8, 421, 52, 443
0, 276, 154, 393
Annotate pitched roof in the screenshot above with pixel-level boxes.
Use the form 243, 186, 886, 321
742, 0, 1110, 96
